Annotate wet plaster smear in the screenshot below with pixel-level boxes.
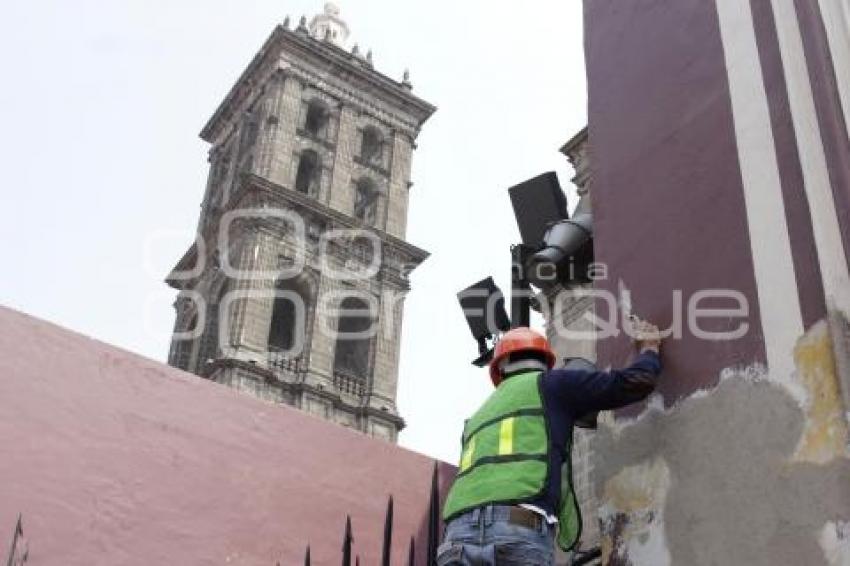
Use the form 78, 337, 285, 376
593, 321, 850, 565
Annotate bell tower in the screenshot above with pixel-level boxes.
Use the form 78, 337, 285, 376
165, 5, 435, 442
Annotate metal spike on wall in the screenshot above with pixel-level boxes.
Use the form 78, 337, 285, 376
427, 462, 440, 565
342, 515, 353, 566
288, 481, 443, 566
5, 513, 27, 566
381, 495, 393, 566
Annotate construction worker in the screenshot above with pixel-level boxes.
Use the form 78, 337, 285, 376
438, 321, 663, 565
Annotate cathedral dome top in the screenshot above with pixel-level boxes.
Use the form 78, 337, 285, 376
324, 2, 340, 17
309, 3, 350, 47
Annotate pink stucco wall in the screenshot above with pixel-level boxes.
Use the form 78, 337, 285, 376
0, 306, 453, 565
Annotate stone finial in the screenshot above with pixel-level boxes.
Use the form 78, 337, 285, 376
324, 27, 333, 41
402, 69, 412, 89
297, 15, 308, 32
352, 43, 360, 56
283, 15, 291, 30
366, 50, 374, 66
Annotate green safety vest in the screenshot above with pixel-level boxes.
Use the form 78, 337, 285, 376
442, 371, 582, 551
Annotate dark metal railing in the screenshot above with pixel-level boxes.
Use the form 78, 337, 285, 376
281, 458, 603, 566
285, 462, 441, 565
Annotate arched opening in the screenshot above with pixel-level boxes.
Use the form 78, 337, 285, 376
304, 100, 329, 138
295, 150, 320, 195
332, 296, 375, 379
360, 127, 383, 165
353, 177, 378, 225
267, 277, 311, 356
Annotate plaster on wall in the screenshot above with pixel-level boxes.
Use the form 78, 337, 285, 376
819, 520, 850, 566
599, 458, 671, 566
793, 320, 850, 463
594, 321, 850, 565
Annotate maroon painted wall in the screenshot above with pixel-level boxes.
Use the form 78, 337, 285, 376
584, 0, 767, 404
583, 0, 848, 408
794, 0, 850, 269
0, 306, 453, 565
750, 0, 826, 329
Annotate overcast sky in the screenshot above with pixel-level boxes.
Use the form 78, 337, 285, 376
0, 1, 586, 463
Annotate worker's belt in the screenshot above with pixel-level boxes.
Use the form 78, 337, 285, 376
507, 506, 545, 531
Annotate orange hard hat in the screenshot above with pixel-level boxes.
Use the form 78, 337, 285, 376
489, 327, 556, 386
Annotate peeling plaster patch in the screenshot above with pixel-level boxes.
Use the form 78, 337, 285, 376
793, 321, 850, 463
599, 458, 671, 566
605, 320, 848, 464
606, 365, 769, 437
594, 369, 850, 565
590, 320, 850, 562
604, 393, 671, 438
723, 361, 809, 408
820, 521, 850, 566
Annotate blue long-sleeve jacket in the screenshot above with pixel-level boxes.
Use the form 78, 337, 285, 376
524, 350, 662, 516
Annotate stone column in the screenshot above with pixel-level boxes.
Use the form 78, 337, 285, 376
368, 284, 406, 411
265, 73, 304, 187
306, 271, 339, 385
545, 283, 600, 552
328, 104, 358, 213
385, 131, 413, 239
256, 73, 285, 181
219, 227, 278, 359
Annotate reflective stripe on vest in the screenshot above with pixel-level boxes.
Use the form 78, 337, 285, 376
498, 417, 514, 455
442, 371, 582, 552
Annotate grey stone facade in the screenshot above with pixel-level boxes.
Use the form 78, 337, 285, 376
166, 6, 435, 443
543, 127, 602, 551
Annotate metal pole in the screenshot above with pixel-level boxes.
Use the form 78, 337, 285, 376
510, 245, 531, 328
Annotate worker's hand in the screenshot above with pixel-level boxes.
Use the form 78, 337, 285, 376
629, 316, 662, 354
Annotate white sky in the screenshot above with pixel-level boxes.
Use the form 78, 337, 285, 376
0, 1, 586, 463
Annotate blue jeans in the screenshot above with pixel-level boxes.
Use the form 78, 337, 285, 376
437, 505, 555, 565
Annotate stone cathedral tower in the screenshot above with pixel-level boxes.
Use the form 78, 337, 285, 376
165, 4, 435, 442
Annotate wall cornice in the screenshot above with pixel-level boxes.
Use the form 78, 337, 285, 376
200, 26, 436, 145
